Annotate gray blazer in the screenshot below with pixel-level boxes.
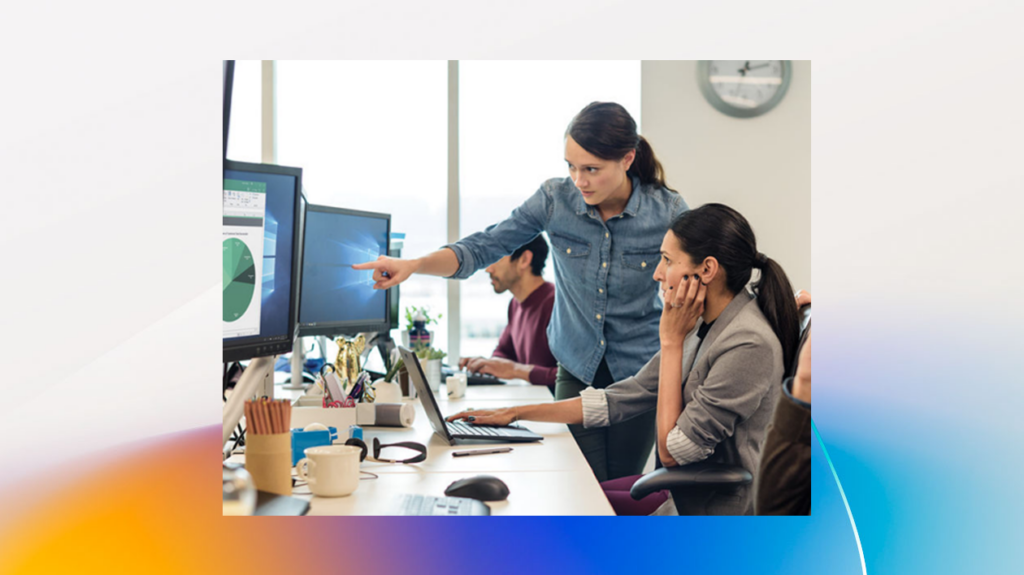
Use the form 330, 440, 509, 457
598, 288, 783, 515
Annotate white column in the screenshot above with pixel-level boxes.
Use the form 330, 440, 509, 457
447, 60, 461, 363
261, 60, 277, 165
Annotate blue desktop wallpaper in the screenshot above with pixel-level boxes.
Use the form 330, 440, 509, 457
224, 168, 297, 342
300, 209, 388, 325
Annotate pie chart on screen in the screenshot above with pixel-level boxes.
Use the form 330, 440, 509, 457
223, 237, 256, 322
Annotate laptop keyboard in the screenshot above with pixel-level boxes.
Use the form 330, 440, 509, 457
396, 494, 490, 516
446, 420, 517, 437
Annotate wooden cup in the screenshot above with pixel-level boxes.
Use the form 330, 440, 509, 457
245, 432, 292, 496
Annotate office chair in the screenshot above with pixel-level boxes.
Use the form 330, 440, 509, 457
629, 305, 812, 514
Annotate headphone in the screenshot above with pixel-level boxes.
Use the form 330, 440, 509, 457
344, 437, 427, 464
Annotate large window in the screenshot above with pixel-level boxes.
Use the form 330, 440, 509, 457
457, 61, 641, 359
225, 60, 262, 164
276, 61, 449, 356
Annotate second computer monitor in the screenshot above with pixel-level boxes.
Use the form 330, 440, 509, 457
298, 204, 391, 337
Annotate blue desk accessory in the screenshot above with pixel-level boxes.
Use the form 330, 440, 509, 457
290, 426, 338, 466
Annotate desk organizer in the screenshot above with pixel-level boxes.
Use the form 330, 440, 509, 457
245, 432, 292, 496
290, 426, 339, 466
290, 403, 377, 431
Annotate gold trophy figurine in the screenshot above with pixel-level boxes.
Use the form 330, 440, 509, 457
334, 334, 366, 389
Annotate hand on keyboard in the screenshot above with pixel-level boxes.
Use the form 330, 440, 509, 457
446, 407, 518, 427
466, 372, 500, 385
456, 357, 523, 380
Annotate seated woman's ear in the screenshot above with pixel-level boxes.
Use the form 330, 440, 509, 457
699, 257, 720, 286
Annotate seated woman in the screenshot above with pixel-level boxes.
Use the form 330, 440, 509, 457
447, 203, 800, 515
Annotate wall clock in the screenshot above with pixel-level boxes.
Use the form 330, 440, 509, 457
697, 60, 792, 118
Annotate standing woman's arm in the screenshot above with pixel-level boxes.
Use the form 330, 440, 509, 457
354, 184, 553, 290
352, 248, 459, 290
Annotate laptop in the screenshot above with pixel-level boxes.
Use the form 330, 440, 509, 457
398, 346, 543, 444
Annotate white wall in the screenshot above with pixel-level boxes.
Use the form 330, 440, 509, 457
641, 60, 811, 292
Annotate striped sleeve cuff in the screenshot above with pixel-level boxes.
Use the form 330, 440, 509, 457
580, 387, 610, 428
666, 426, 713, 465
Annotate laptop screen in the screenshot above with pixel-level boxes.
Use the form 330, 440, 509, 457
398, 347, 452, 442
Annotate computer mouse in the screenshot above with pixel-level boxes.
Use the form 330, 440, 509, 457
444, 475, 510, 501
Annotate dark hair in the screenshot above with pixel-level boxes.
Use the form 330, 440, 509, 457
511, 235, 549, 277
565, 102, 671, 190
669, 204, 800, 368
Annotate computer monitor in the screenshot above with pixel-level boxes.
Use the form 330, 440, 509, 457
223, 60, 234, 159
223, 160, 303, 363
298, 204, 391, 337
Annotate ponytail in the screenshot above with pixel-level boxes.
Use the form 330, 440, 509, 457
630, 135, 669, 189
754, 256, 800, 370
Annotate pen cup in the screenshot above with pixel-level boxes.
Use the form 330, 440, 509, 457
245, 432, 292, 496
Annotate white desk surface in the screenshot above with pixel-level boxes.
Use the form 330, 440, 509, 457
298, 469, 611, 516
240, 382, 613, 515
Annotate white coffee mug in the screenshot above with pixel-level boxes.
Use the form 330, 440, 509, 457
446, 373, 467, 399
295, 445, 361, 497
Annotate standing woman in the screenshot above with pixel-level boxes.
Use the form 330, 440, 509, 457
355, 102, 688, 482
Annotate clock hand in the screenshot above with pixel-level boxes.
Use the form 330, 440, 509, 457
747, 61, 770, 71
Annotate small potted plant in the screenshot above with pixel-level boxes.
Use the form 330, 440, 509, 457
415, 346, 447, 392
402, 305, 443, 348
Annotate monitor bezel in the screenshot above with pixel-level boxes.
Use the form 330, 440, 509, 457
222, 60, 234, 160
222, 159, 303, 363
297, 203, 391, 338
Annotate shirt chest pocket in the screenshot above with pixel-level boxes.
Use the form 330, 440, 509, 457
550, 232, 591, 265
620, 251, 659, 272
616, 250, 660, 294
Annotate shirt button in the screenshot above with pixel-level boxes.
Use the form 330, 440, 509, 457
599, 288, 603, 293
602, 262, 607, 268
601, 340, 605, 346
596, 314, 602, 320
566, 248, 571, 254
641, 261, 647, 268
605, 233, 609, 238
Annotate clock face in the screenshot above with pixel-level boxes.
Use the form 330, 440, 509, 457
699, 60, 791, 118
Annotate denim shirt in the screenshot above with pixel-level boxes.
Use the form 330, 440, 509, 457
445, 176, 689, 384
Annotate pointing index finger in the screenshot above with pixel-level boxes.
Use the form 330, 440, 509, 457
351, 260, 379, 271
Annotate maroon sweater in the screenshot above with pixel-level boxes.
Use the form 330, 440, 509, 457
492, 281, 558, 386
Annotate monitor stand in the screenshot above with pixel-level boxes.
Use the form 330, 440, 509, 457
281, 337, 308, 390
376, 332, 396, 371
223, 355, 276, 447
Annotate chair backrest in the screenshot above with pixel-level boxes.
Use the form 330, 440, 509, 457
786, 305, 811, 378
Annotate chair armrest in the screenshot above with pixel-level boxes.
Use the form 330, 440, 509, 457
629, 461, 753, 500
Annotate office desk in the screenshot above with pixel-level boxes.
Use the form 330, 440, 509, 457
236, 383, 613, 515
274, 378, 554, 403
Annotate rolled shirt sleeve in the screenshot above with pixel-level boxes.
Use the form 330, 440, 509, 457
578, 352, 662, 428
580, 387, 610, 428
443, 186, 551, 279
666, 427, 714, 464
601, 351, 661, 425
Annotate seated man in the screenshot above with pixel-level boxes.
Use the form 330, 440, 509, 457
756, 327, 811, 515
459, 235, 557, 387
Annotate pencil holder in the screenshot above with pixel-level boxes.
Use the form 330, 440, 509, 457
245, 432, 292, 496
